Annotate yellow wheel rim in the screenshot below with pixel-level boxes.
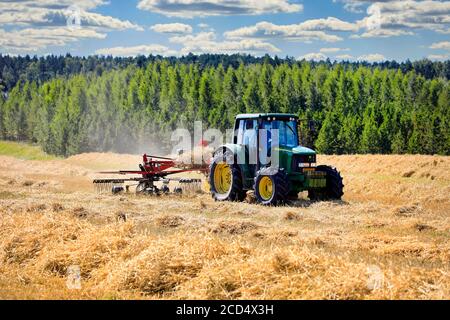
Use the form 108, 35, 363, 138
213, 163, 232, 194
258, 176, 273, 201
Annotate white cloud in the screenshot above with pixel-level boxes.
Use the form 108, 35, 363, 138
320, 47, 350, 53
351, 1, 450, 38
170, 32, 216, 43
357, 53, 386, 62
95, 44, 178, 57
430, 41, 450, 51
316, 48, 354, 60
0, 0, 107, 12
296, 17, 358, 32
169, 31, 280, 54
336, 54, 354, 60
224, 17, 358, 43
429, 41, 450, 60
150, 23, 193, 34
427, 54, 449, 60
198, 23, 209, 29
351, 29, 414, 38
298, 52, 328, 61
137, 0, 303, 18
0, 27, 106, 51
78, 11, 143, 31
96, 31, 281, 57
0, 0, 142, 53
0, 1, 142, 30
333, 0, 383, 14
342, 2, 366, 14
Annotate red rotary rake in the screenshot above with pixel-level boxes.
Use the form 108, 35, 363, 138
93, 153, 206, 195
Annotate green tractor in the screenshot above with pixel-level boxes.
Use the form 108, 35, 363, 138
209, 113, 344, 205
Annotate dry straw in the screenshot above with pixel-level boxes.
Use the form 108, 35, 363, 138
0, 153, 449, 299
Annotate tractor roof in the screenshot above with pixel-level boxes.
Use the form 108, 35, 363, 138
236, 113, 298, 120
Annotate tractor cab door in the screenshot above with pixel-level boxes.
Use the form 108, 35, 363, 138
259, 120, 277, 166
259, 119, 299, 168
236, 119, 258, 172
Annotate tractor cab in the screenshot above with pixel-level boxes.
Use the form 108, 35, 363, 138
209, 113, 344, 205
233, 114, 316, 174
234, 113, 299, 148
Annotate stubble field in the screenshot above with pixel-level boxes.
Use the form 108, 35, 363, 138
0, 148, 449, 299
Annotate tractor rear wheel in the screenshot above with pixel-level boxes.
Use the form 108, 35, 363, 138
254, 167, 289, 206
209, 151, 246, 202
308, 165, 344, 201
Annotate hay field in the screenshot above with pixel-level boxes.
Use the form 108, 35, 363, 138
0, 151, 449, 299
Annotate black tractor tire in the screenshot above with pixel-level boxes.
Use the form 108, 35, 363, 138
308, 165, 344, 201
209, 150, 246, 202
254, 167, 290, 206
174, 187, 183, 194
287, 190, 300, 200
161, 185, 170, 194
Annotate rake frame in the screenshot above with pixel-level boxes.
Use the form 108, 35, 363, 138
93, 153, 206, 195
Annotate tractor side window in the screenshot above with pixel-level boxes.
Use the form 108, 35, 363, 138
261, 121, 272, 157
236, 120, 245, 144
277, 122, 287, 146
244, 120, 257, 164
237, 119, 257, 148
243, 120, 257, 148
261, 120, 298, 149
285, 120, 298, 147
277, 120, 299, 147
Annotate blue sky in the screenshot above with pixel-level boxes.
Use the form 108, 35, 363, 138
0, 0, 449, 61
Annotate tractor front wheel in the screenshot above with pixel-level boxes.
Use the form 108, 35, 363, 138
308, 165, 344, 201
209, 151, 246, 202
254, 168, 290, 206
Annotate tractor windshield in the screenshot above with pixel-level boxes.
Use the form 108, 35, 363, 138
262, 119, 299, 148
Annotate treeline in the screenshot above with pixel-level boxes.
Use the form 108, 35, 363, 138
1, 53, 449, 93
0, 60, 448, 156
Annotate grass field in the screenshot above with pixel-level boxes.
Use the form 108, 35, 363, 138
0, 141, 58, 161
0, 142, 449, 299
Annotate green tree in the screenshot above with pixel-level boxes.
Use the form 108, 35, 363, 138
198, 71, 213, 122
360, 105, 382, 154
316, 111, 342, 154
